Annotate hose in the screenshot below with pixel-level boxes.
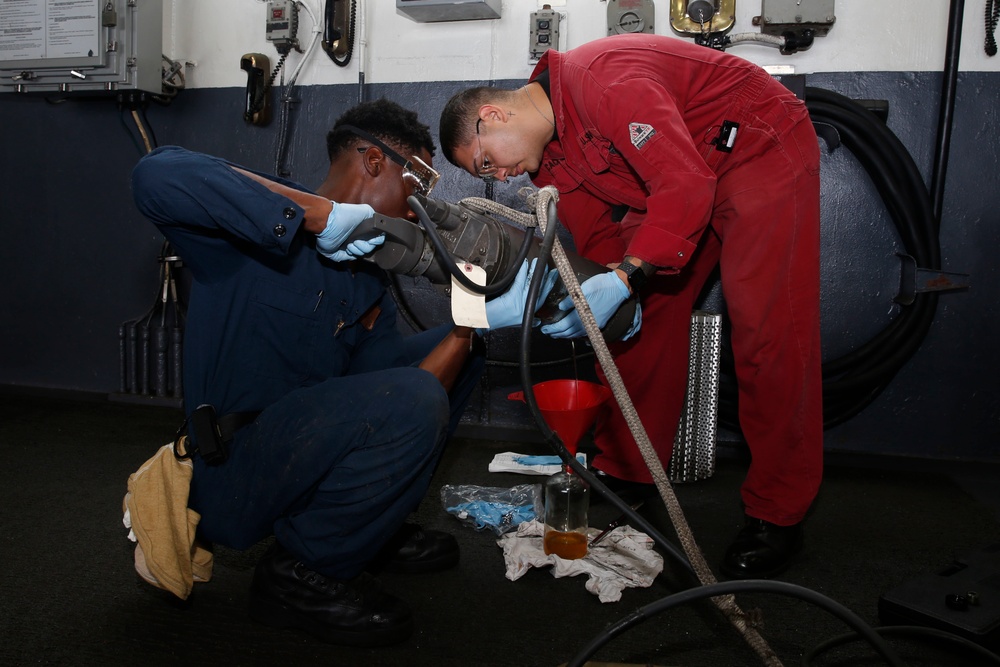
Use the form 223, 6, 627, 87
424, 188, 914, 667
567, 580, 906, 667
517, 188, 789, 667
931, 0, 965, 224
805, 625, 1000, 666
718, 86, 941, 431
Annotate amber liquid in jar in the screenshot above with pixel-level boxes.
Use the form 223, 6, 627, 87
543, 529, 589, 560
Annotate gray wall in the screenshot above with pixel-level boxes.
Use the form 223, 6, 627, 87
1, 71, 997, 461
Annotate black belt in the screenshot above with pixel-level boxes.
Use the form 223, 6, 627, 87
174, 406, 260, 465
216, 411, 261, 441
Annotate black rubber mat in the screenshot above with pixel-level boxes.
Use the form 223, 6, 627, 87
1, 395, 998, 666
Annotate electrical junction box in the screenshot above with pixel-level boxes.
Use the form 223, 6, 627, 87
608, 0, 655, 36
759, 0, 836, 37
265, 0, 298, 54
529, 7, 561, 62
0, 0, 163, 95
396, 0, 501, 23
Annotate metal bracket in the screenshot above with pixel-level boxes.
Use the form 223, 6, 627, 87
812, 121, 841, 153
895, 253, 970, 305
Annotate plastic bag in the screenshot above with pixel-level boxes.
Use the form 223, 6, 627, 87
441, 483, 544, 536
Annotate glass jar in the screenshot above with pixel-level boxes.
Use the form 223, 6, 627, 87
543, 467, 590, 560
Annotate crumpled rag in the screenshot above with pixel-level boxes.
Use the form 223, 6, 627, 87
122, 438, 213, 600
497, 519, 663, 603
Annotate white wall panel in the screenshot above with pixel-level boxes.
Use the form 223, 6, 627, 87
165, 1, 1000, 89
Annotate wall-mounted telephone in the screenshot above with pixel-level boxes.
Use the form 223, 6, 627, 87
241, 53, 272, 126
323, 0, 356, 66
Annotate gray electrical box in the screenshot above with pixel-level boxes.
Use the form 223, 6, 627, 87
396, 0, 501, 23
529, 7, 560, 62
759, 0, 836, 37
608, 0, 655, 36
0, 0, 163, 95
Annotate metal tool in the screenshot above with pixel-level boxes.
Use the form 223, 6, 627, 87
589, 501, 645, 546
342, 194, 640, 342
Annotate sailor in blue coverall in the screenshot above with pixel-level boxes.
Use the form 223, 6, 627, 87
130, 101, 545, 647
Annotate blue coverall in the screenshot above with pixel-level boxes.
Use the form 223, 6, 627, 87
131, 146, 483, 579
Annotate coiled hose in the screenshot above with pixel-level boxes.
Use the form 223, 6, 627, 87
718, 86, 941, 431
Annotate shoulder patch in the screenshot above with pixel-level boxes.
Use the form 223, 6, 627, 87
629, 122, 656, 149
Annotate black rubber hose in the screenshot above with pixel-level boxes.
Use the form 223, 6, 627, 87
717, 87, 940, 432
805, 624, 1000, 666
807, 89, 940, 423
566, 580, 906, 667
931, 0, 965, 225
518, 198, 695, 576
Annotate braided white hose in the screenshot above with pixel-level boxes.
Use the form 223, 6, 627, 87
464, 186, 783, 667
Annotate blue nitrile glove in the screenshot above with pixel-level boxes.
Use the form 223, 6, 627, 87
447, 500, 537, 534
483, 258, 559, 330
316, 201, 375, 261
513, 455, 562, 466
622, 301, 642, 341
325, 233, 385, 263
541, 270, 631, 339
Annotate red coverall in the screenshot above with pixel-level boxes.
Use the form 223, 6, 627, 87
530, 34, 822, 526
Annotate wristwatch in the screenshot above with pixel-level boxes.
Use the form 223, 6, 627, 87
616, 260, 647, 294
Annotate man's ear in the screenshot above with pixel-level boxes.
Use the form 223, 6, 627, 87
479, 104, 507, 125
359, 146, 384, 178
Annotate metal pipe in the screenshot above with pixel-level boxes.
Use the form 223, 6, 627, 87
127, 323, 138, 393
170, 327, 184, 398
153, 326, 168, 397
118, 325, 128, 393
139, 325, 150, 395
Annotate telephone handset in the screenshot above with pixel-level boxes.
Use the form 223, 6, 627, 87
241, 53, 272, 126
323, 0, 355, 67
987, 0, 998, 56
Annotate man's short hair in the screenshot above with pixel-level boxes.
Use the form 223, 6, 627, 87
439, 87, 506, 168
327, 98, 435, 163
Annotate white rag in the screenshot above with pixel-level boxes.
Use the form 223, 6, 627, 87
497, 519, 663, 603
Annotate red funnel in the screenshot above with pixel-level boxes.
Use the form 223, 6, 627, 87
508, 380, 611, 453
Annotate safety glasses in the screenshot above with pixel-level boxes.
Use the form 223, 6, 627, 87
474, 118, 499, 182
340, 124, 440, 197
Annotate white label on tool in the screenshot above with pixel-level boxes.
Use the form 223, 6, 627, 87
451, 263, 489, 328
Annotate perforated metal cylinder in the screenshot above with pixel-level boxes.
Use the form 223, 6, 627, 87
668, 311, 722, 483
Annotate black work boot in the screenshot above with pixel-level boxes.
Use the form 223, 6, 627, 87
370, 523, 460, 574
248, 542, 413, 646
720, 515, 804, 580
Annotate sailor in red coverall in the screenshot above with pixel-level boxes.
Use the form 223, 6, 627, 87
440, 33, 823, 579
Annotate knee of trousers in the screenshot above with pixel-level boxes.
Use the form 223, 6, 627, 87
373, 367, 451, 437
